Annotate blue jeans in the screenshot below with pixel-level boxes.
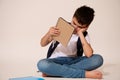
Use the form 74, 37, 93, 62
37, 54, 103, 78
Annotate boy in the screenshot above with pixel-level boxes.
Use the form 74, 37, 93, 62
37, 5, 103, 79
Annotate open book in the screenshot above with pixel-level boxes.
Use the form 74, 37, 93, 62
53, 17, 74, 47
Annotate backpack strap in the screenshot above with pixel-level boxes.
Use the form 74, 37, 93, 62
77, 31, 88, 57
47, 41, 59, 58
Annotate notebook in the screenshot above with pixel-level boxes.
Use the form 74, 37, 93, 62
9, 76, 44, 80
53, 17, 74, 47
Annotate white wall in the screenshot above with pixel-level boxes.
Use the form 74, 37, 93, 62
0, 0, 120, 80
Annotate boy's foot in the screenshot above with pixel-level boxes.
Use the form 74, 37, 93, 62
85, 70, 102, 79
42, 73, 61, 77
42, 73, 48, 77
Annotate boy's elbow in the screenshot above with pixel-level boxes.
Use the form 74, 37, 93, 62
40, 42, 46, 47
41, 44, 45, 47
86, 50, 93, 58
86, 54, 92, 58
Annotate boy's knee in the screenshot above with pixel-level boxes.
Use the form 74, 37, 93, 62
37, 59, 51, 72
91, 54, 104, 67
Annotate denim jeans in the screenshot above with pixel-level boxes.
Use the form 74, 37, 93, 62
37, 54, 103, 78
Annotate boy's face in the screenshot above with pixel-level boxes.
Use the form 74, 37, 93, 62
71, 17, 88, 34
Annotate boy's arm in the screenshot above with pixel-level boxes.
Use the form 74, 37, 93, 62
40, 32, 53, 47
77, 28, 93, 57
40, 27, 60, 47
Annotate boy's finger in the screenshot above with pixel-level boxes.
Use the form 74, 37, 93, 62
54, 27, 59, 30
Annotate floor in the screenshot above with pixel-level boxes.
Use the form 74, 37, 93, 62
1, 63, 119, 80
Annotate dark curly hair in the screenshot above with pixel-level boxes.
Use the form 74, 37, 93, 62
73, 5, 95, 25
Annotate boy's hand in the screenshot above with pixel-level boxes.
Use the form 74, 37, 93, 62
76, 27, 87, 35
48, 27, 60, 37
40, 27, 60, 47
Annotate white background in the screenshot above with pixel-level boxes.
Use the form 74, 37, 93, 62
0, 0, 120, 80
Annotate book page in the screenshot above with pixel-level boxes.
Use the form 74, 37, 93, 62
53, 17, 74, 47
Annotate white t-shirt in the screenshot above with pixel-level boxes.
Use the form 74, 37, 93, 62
49, 34, 90, 58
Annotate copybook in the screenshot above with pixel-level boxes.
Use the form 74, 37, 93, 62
53, 17, 74, 47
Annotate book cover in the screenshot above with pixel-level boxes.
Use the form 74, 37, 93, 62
53, 17, 74, 47
9, 76, 44, 80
